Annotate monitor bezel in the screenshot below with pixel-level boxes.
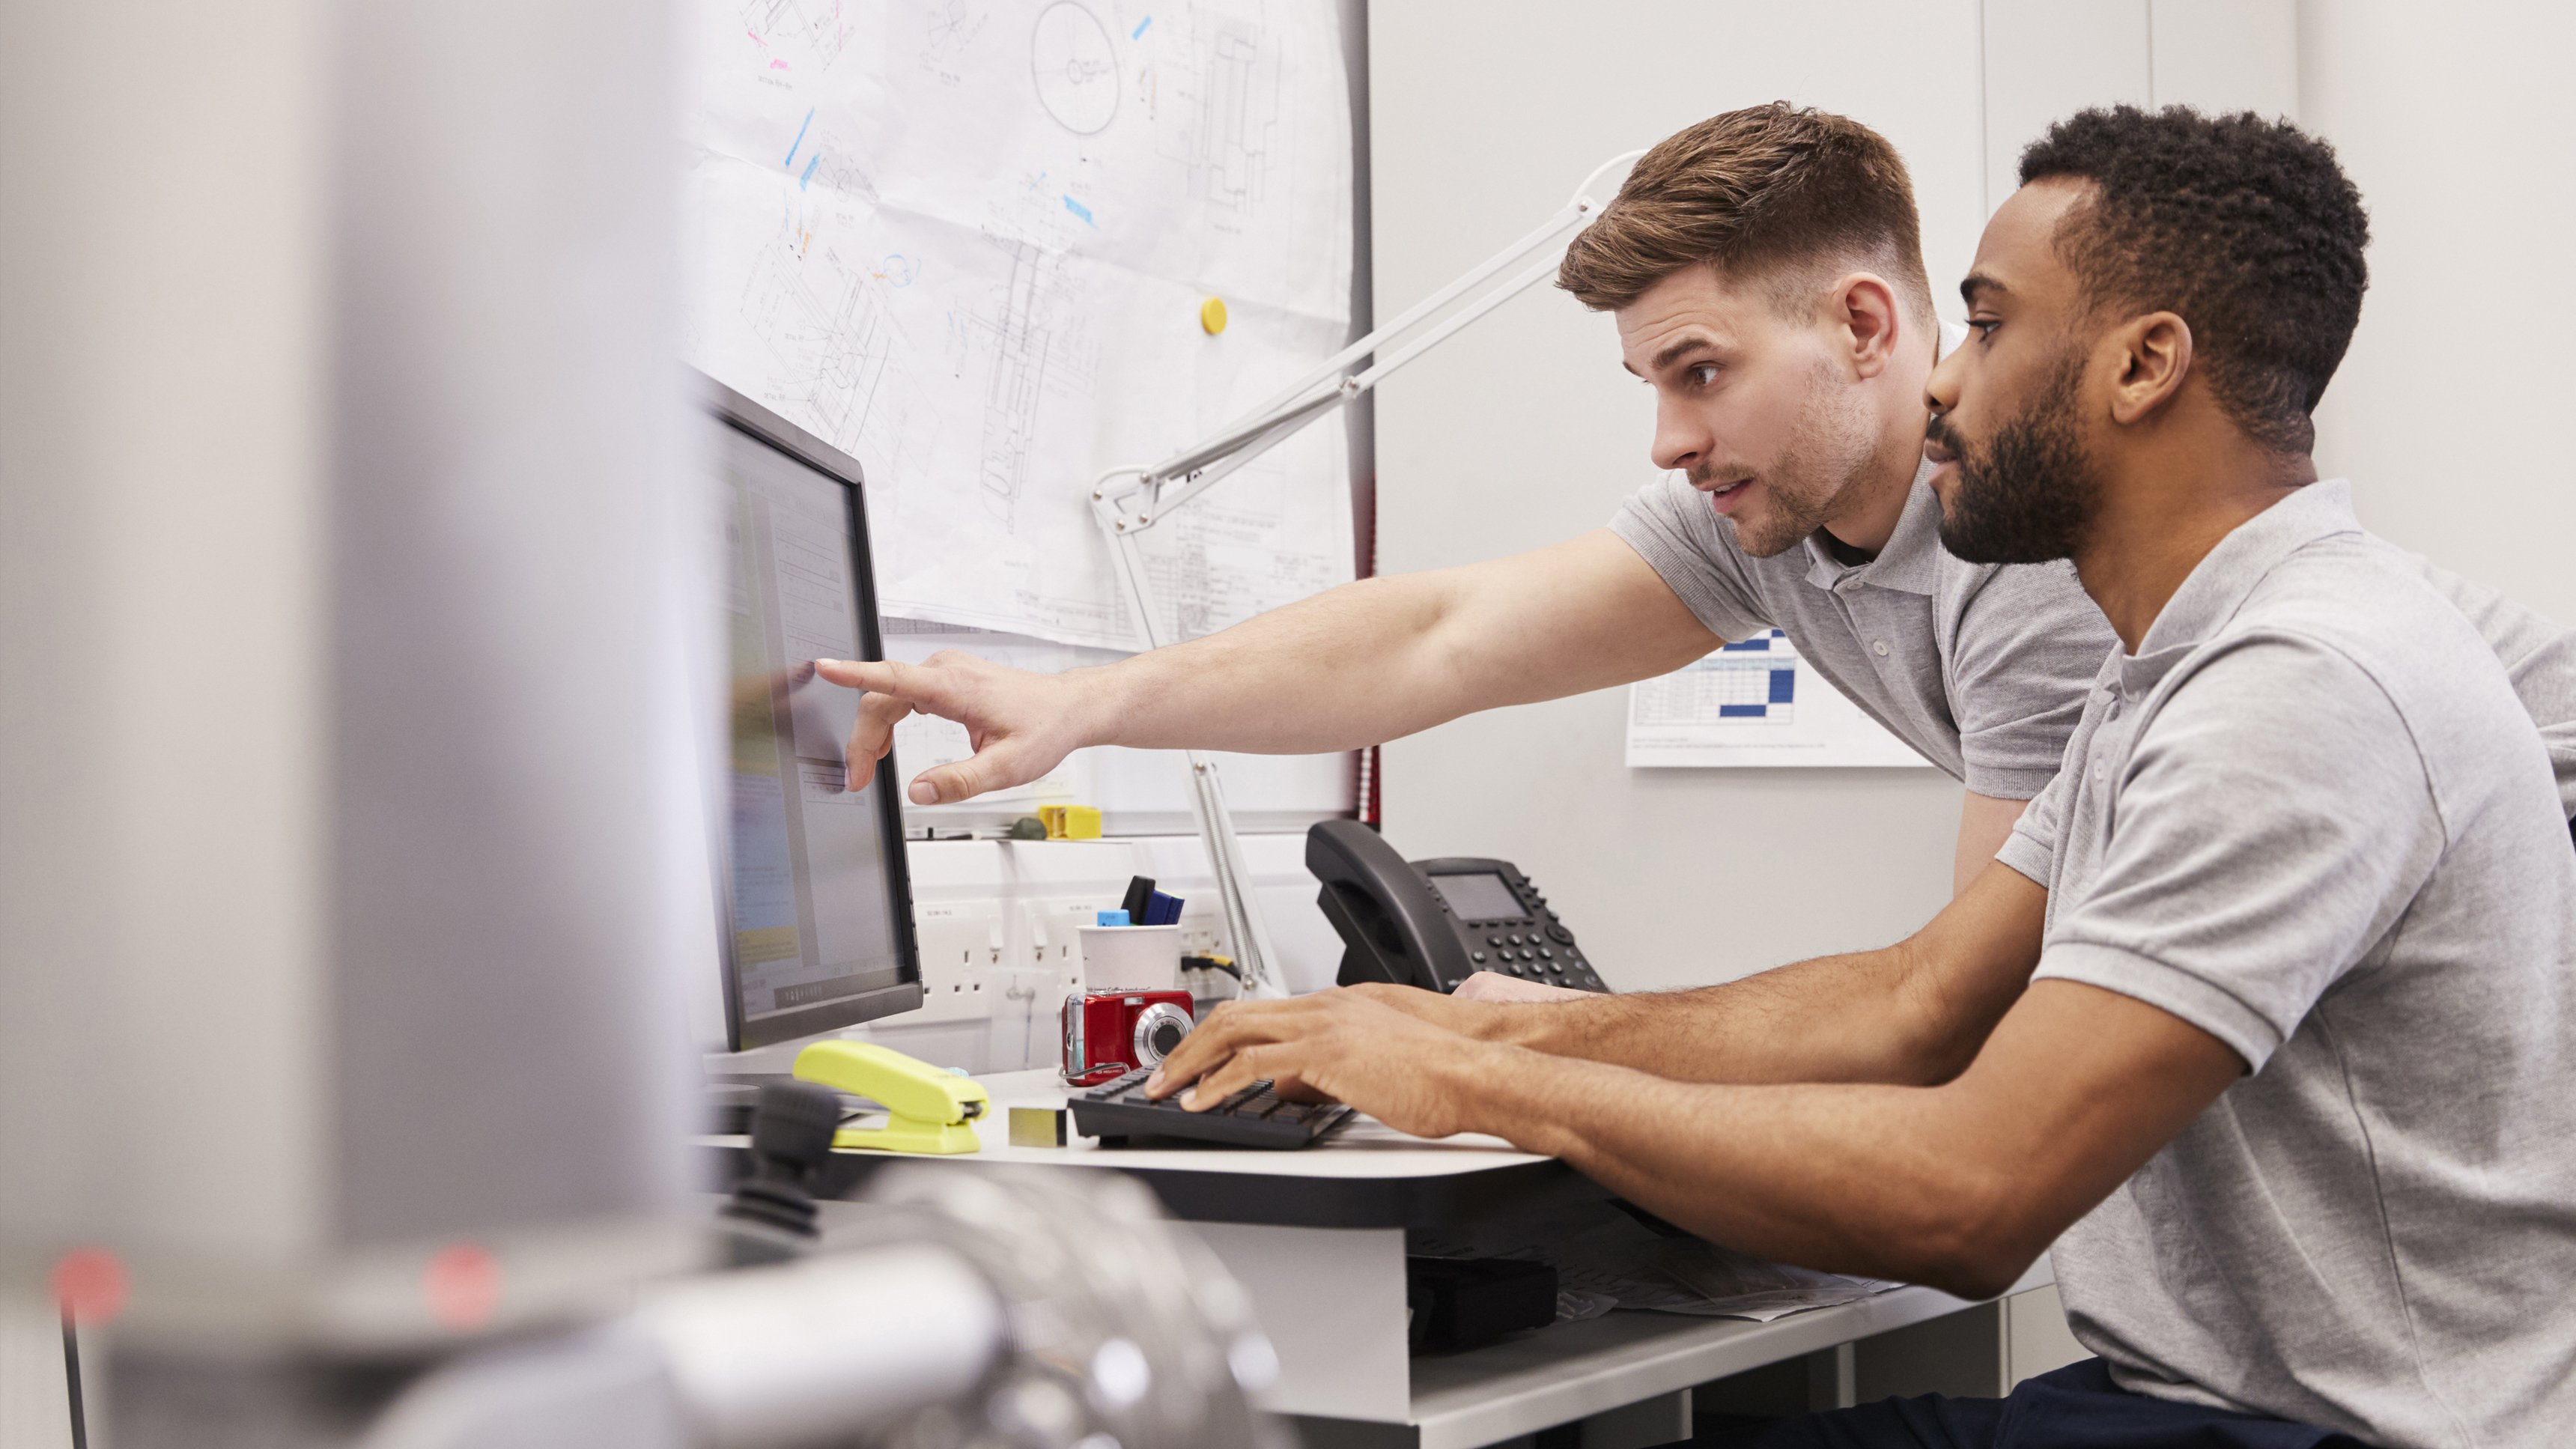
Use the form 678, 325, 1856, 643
702, 374, 925, 1051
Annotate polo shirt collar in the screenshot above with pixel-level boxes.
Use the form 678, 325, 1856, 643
2115, 479, 2364, 699
1800, 458, 1945, 595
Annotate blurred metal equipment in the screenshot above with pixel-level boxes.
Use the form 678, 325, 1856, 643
5, 0, 692, 1436
2, 0, 1288, 1442
353, 1166, 1278, 1449
4, 0, 708, 1334
851, 1166, 1281, 1449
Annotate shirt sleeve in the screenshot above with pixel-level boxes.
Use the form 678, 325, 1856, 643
1607, 474, 1771, 643
1945, 559, 2121, 799
2413, 558, 2576, 821
1995, 762, 2070, 887
2032, 633, 2446, 1072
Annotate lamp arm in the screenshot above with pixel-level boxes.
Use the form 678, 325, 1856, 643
1096, 148, 1648, 527
1079, 148, 1644, 995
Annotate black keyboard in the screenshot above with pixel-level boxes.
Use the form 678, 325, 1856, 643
1069, 1069, 1353, 1150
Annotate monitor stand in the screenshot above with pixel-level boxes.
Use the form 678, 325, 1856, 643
699, 1031, 850, 1134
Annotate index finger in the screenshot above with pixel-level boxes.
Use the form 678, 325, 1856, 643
811, 657, 906, 695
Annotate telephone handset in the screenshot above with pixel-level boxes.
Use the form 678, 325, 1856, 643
1305, 819, 1606, 995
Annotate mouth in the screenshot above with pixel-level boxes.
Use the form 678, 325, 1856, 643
1695, 476, 1754, 514
1921, 437, 1957, 467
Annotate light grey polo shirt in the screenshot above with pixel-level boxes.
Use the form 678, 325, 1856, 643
1996, 481, 2576, 1445
1611, 459, 2115, 798
1613, 465, 2576, 820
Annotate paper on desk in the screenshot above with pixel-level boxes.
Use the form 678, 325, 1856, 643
1554, 1289, 1617, 1325
1414, 1200, 1901, 1323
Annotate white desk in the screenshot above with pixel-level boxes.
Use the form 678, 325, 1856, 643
710, 1069, 2056, 1448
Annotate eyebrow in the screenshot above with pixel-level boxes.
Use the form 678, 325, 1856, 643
1626, 332, 1722, 378
1960, 273, 2008, 307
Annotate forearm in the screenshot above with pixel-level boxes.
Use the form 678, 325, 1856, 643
1070, 530, 1716, 758
1424, 864, 2048, 1088
1468, 943, 1962, 1087
1074, 572, 1475, 756
1450, 1046, 2017, 1295
1434, 979, 2241, 1298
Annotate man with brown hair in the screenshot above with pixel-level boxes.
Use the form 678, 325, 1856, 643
816, 103, 2576, 940
820, 103, 2127, 902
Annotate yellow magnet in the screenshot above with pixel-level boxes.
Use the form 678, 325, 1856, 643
1200, 296, 1229, 334
1038, 804, 1102, 839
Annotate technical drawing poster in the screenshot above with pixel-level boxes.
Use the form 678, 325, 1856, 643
685, 0, 1357, 650
1626, 631, 1931, 769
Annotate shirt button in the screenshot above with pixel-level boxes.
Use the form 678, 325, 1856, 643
1871, 640, 1890, 657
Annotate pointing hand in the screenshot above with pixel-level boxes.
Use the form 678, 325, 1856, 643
809, 651, 1099, 804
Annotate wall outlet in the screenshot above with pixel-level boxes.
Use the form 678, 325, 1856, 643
911, 899, 1006, 1024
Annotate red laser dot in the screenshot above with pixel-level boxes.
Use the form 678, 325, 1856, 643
422, 1244, 502, 1331
50, 1248, 128, 1325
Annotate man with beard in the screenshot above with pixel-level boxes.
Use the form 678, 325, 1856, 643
815, 106, 2576, 945
1149, 109, 2576, 1444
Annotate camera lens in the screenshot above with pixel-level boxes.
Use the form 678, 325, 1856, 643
1131, 1001, 1194, 1066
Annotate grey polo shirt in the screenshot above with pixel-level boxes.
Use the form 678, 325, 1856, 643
1996, 481, 2576, 1445
1613, 467, 2576, 820
1611, 459, 2115, 798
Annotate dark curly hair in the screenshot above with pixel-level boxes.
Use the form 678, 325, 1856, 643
2018, 106, 2369, 454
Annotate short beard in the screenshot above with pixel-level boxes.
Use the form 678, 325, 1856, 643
1715, 358, 1880, 559
1933, 353, 2102, 565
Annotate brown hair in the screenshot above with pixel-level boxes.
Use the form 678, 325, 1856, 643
1558, 103, 1933, 324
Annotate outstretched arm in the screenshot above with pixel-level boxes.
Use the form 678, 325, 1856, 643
1341, 860, 2048, 1089
812, 529, 1716, 803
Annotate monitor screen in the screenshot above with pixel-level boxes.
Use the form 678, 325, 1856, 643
711, 383, 920, 1049
1427, 870, 1523, 922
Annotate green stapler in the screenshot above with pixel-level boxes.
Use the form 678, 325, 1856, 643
791, 1040, 990, 1155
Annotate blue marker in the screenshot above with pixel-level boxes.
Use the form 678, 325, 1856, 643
783, 106, 814, 167
1063, 195, 1095, 225
800, 153, 821, 189
1132, 15, 1152, 38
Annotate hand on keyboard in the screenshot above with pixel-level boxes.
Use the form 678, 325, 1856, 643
1142, 989, 1501, 1142
1069, 1068, 1352, 1149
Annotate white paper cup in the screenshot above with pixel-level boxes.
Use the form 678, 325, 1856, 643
1076, 924, 1185, 992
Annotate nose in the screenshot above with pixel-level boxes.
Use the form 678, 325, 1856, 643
1649, 390, 1710, 475
1925, 341, 1963, 419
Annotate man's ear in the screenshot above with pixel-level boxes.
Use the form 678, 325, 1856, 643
2106, 312, 2193, 425
1829, 272, 1904, 380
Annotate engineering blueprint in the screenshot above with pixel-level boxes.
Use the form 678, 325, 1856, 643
686, 0, 1357, 649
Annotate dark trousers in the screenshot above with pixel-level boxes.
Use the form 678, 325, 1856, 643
1747, 1359, 2364, 1449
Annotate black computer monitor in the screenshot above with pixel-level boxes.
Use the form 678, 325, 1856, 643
705, 377, 922, 1050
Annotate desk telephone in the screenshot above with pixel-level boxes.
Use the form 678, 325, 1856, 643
1306, 819, 1606, 994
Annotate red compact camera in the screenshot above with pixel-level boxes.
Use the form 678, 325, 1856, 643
1061, 989, 1194, 1087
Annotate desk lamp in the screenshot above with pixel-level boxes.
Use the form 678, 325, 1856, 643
1087, 149, 1645, 998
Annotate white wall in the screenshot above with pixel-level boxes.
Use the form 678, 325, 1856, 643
1366, 2, 2304, 992
2300, 1, 2576, 627
1981, 1, 2297, 212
